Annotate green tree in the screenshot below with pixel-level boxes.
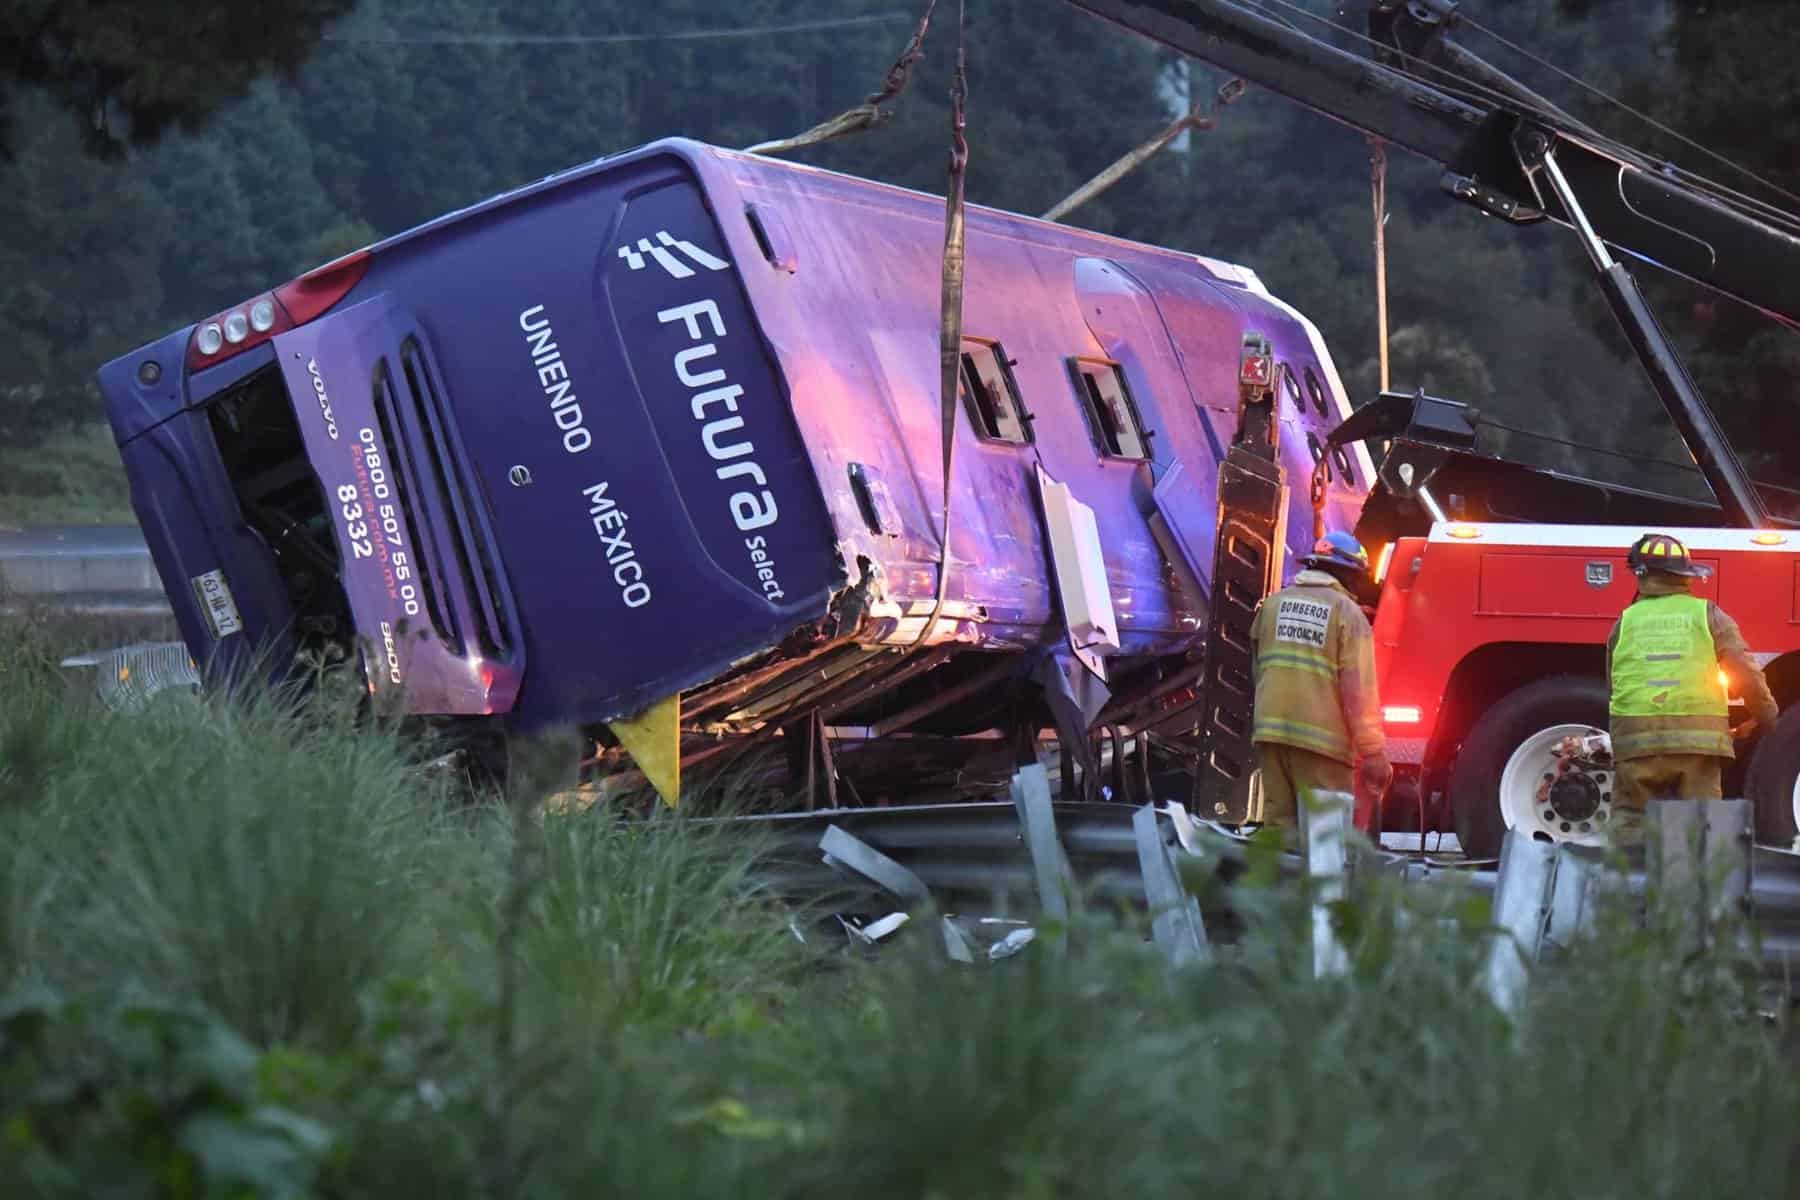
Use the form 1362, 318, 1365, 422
0, 95, 173, 444
0, 0, 357, 161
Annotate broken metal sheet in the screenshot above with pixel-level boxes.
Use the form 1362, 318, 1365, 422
73, 641, 201, 713
941, 917, 977, 963
1033, 649, 1111, 802
1010, 764, 1079, 939
819, 824, 932, 907
987, 928, 1038, 960
862, 912, 910, 941
1133, 803, 1209, 967
1162, 801, 1205, 857
1034, 463, 1122, 681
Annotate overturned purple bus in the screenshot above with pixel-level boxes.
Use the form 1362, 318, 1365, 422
97, 137, 1372, 806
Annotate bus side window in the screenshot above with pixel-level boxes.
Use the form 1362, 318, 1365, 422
1281, 363, 1304, 415
1304, 365, 1330, 417
1068, 358, 1149, 460
960, 340, 1032, 444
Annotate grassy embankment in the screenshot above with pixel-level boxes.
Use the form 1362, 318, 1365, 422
2, 612, 1795, 1198
0, 425, 135, 527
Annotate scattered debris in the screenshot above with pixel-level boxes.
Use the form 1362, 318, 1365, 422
987, 927, 1037, 960
838, 912, 911, 947
61, 641, 199, 712
941, 917, 976, 964
819, 825, 932, 907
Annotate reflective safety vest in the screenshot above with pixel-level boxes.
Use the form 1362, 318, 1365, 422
1609, 593, 1727, 720
1250, 573, 1383, 767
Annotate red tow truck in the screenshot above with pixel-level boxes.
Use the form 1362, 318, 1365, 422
1070, 0, 1800, 855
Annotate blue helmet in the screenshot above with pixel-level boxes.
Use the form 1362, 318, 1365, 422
1302, 530, 1370, 575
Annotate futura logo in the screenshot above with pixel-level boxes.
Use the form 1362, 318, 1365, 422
617, 231, 730, 279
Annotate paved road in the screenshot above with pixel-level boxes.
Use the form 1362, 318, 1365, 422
0, 524, 149, 556
0, 524, 168, 613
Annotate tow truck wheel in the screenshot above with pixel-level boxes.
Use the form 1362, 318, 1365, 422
1448, 676, 1612, 860
1748, 703, 1800, 848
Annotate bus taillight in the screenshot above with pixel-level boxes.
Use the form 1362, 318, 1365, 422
185, 250, 372, 372
274, 250, 372, 324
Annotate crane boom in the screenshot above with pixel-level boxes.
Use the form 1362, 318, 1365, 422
1063, 0, 1800, 527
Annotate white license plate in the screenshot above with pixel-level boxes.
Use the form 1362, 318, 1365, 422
190, 568, 244, 640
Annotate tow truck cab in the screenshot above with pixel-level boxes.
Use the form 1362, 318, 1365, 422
1342, 392, 1800, 854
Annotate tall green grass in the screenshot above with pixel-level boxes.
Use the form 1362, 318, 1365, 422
0, 423, 135, 525
3, 612, 1796, 1197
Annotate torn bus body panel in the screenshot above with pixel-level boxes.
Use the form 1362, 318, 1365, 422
99, 137, 1368, 804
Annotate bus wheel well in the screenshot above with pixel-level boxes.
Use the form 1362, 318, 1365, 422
1428, 642, 1608, 772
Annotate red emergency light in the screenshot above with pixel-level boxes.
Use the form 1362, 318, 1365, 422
1240, 354, 1274, 387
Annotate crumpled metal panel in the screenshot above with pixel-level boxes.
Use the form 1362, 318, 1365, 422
83, 641, 202, 712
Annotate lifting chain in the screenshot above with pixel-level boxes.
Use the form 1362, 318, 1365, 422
913, 0, 969, 648
744, 0, 938, 157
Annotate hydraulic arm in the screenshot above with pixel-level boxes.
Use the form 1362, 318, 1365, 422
1063, 0, 1800, 527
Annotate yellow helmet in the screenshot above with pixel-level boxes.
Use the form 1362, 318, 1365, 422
1627, 532, 1709, 579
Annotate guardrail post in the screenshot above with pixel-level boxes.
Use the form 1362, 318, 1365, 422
1012, 763, 1079, 950
1133, 804, 1209, 968
1647, 798, 1750, 956
1541, 843, 1605, 960
1482, 831, 1558, 1016
1480, 831, 1609, 1016
1298, 789, 1353, 978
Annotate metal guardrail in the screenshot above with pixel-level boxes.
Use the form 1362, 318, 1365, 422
0, 525, 169, 614
731, 791, 1800, 995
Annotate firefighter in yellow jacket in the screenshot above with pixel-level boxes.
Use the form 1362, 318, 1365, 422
1606, 532, 1778, 841
1249, 530, 1391, 831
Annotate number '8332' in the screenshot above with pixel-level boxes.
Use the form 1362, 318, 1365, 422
337, 483, 421, 617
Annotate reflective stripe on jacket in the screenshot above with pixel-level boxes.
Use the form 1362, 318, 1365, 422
1249, 569, 1384, 767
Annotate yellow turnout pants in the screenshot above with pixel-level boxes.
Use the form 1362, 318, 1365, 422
1256, 743, 1354, 830
1608, 753, 1724, 846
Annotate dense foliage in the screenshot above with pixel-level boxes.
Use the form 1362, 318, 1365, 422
2, 611, 1796, 1197
2, 0, 1797, 508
